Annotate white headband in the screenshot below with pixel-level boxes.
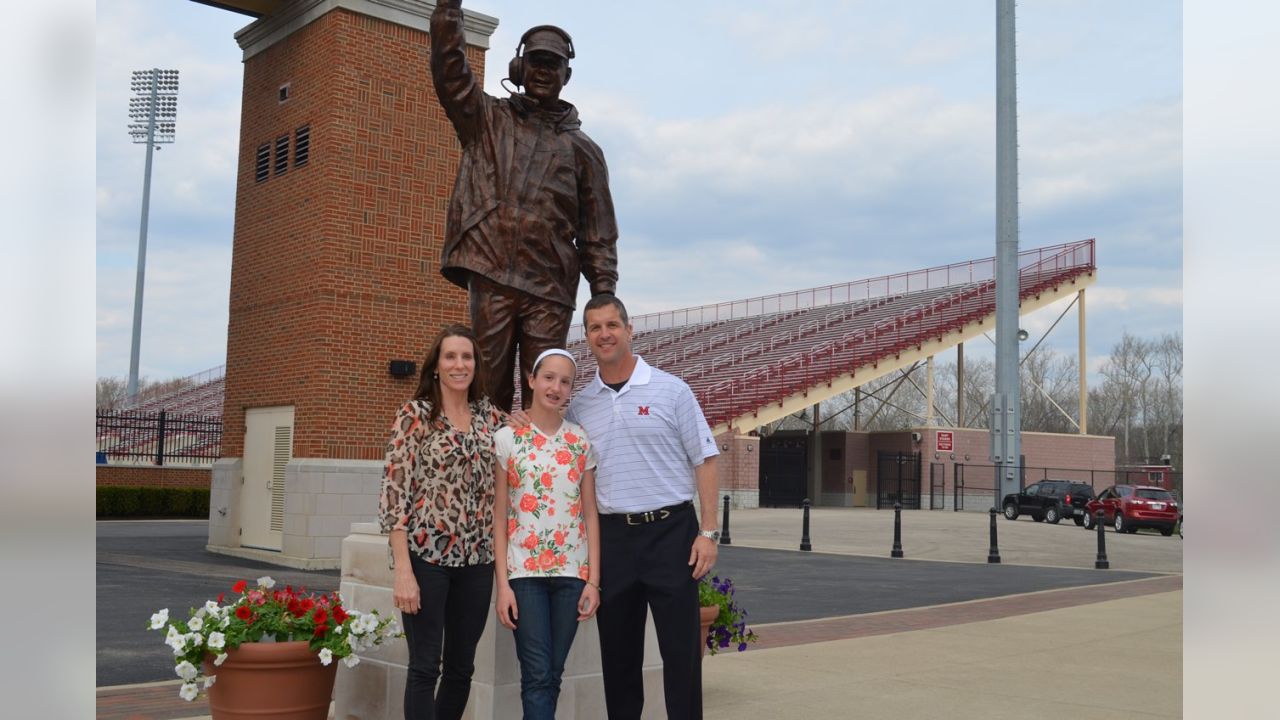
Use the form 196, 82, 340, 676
532, 348, 577, 375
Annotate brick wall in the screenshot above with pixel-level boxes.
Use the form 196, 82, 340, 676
96, 465, 212, 489
714, 432, 760, 491
223, 8, 482, 460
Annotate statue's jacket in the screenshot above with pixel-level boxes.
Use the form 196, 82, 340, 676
431, 4, 619, 309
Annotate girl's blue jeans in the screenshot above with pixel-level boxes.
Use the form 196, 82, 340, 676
509, 576, 586, 720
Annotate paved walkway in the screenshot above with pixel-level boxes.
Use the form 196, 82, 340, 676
98, 509, 1182, 719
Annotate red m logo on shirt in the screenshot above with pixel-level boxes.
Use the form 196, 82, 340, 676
637, 406, 650, 415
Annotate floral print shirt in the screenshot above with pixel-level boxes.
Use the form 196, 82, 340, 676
378, 397, 504, 566
494, 421, 596, 581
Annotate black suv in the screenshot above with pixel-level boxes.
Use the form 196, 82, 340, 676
1002, 480, 1096, 525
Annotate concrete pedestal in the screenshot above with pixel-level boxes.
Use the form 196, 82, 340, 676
335, 523, 668, 719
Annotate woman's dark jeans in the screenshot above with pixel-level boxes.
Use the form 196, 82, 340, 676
400, 554, 493, 720
509, 576, 586, 720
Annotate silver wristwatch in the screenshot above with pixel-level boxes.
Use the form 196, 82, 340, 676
699, 529, 720, 543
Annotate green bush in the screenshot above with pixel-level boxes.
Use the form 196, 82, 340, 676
97, 486, 211, 518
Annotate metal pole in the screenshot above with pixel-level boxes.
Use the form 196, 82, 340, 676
127, 70, 159, 402
891, 501, 904, 558
800, 498, 812, 551
991, 0, 1022, 501
720, 494, 732, 545
1094, 509, 1110, 569
1078, 289, 1088, 434
987, 507, 1001, 563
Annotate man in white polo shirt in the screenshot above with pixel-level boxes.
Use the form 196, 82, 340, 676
566, 294, 720, 720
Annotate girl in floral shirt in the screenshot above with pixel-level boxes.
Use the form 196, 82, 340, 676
492, 348, 601, 719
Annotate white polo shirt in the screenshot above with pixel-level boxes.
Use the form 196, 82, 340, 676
566, 355, 719, 514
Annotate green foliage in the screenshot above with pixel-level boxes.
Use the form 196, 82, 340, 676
97, 486, 210, 518
698, 575, 759, 655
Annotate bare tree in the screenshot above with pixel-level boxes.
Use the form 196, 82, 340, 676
97, 377, 128, 409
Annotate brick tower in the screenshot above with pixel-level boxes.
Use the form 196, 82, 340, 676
208, 0, 498, 568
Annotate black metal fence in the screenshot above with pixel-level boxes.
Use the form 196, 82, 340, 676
96, 409, 222, 466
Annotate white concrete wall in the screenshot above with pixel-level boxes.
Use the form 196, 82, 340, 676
335, 523, 668, 720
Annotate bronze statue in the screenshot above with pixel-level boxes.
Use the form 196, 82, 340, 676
430, 0, 619, 412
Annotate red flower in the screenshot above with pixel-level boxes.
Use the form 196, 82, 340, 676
519, 494, 538, 513
313, 624, 329, 638
578, 566, 590, 580
564, 432, 578, 444
333, 606, 348, 624
576, 455, 587, 471
554, 530, 566, 546
532, 434, 547, 449
538, 549, 556, 570
507, 518, 518, 537
540, 472, 553, 489
232, 580, 248, 594
313, 609, 328, 625
301, 598, 315, 612
522, 533, 538, 550
523, 557, 539, 571
289, 599, 305, 617
555, 449, 572, 465
235, 606, 253, 622
217, 593, 225, 604
567, 468, 580, 483
507, 468, 520, 488
556, 554, 567, 567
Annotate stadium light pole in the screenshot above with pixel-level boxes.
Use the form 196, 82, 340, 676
126, 69, 179, 402
991, 1, 1022, 501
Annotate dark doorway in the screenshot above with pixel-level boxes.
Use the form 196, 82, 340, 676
876, 451, 921, 509
760, 432, 808, 507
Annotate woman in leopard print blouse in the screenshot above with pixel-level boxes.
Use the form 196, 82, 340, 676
378, 324, 505, 720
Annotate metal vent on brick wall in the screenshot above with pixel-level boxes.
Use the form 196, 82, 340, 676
255, 143, 270, 182
269, 425, 292, 532
294, 125, 310, 167
274, 135, 289, 176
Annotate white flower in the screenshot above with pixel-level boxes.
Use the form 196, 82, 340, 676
179, 682, 199, 702
169, 633, 188, 654
206, 631, 226, 650
164, 624, 182, 648
214, 653, 228, 667
175, 660, 198, 681
188, 616, 204, 632
318, 648, 333, 666
343, 654, 361, 668
334, 625, 344, 634
185, 632, 204, 649
204, 600, 221, 615
257, 575, 276, 589
220, 615, 231, 629
203, 675, 217, 689
150, 609, 170, 629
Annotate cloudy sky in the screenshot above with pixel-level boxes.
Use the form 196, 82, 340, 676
95, 0, 1182, 383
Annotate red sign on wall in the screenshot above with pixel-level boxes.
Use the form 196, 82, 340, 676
936, 431, 954, 452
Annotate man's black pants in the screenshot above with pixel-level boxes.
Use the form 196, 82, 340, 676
597, 504, 702, 720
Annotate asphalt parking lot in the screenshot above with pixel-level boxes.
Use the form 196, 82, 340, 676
97, 516, 1166, 687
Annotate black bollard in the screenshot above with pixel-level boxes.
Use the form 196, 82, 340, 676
800, 498, 812, 551
720, 494, 732, 545
891, 502, 904, 558
1094, 509, 1110, 569
987, 507, 1002, 564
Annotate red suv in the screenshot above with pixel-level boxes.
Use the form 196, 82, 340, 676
1081, 484, 1179, 536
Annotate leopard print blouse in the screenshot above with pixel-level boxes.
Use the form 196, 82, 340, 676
378, 397, 505, 566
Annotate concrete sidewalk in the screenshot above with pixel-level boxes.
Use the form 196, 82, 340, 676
98, 509, 1182, 719
703, 585, 1182, 720
98, 578, 1181, 720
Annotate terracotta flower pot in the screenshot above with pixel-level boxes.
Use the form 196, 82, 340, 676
203, 640, 337, 720
698, 605, 719, 658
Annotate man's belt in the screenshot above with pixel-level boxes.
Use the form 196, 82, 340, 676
604, 501, 692, 526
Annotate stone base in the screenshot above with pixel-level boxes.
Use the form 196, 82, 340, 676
721, 488, 759, 509
207, 458, 382, 569
336, 523, 668, 719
